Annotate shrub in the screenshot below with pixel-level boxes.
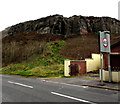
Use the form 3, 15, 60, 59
2, 41, 46, 66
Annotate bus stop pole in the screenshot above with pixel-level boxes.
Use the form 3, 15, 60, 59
108, 53, 112, 82
100, 52, 103, 85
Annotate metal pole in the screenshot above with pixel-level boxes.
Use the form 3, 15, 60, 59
100, 52, 103, 85
108, 53, 112, 82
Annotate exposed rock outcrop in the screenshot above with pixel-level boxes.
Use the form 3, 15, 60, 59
5, 14, 120, 36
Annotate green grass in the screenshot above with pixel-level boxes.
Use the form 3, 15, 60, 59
1, 40, 67, 77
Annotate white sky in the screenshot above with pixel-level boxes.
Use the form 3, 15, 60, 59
0, 0, 119, 31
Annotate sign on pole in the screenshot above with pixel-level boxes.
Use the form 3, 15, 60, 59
99, 31, 111, 53
99, 31, 111, 84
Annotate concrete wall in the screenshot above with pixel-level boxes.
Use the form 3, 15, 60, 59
85, 53, 102, 72
64, 54, 102, 76
85, 58, 94, 72
100, 70, 120, 82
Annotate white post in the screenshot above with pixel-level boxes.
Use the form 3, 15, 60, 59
100, 52, 104, 85
108, 53, 112, 82
64, 59, 70, 76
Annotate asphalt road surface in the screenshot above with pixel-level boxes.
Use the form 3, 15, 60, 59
1, 74, 120, 103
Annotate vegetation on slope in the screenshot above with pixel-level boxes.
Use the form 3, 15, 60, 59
60, 33, 99, 59
1, 40, 67, 77
2, 32, 64, 66
2, 31, 120, 77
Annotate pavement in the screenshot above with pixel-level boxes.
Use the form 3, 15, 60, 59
39, 74, 120, 91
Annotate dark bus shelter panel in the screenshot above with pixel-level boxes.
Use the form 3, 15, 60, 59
110, 54, 120, 71
103, 54, 120, 71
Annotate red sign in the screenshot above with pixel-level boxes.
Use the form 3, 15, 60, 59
102, 38, 108, 47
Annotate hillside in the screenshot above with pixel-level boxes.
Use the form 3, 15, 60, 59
2, 15, 120, 62
1, 14, 120, 77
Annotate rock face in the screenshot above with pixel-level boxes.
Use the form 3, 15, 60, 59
6, 14, 120, 36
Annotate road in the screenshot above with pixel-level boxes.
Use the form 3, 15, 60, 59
1, 74, 119, 103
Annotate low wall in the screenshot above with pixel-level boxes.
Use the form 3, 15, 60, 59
64, 54, 102, 76
64, 60, 86, 76
71, 60, 86, 74
100, 69, 120, 82
85, 58, 94, 72
85, 54, 102, 72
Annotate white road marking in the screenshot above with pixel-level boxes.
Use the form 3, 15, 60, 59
83, 86, 88, 88
51, 92, 96, 104
8, 81, 33, 89
44, 80, 88, 88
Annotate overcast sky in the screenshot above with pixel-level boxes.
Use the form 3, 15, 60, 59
0, 0, 119, 31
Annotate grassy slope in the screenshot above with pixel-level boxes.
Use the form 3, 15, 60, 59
1, 40, 67, 77
2, 32, 119, 77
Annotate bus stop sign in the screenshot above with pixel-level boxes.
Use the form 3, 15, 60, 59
99, 31, 111, 53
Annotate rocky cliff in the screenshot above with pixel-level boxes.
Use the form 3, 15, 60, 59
2, 15, 120, 66
5, 14, 120, 36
